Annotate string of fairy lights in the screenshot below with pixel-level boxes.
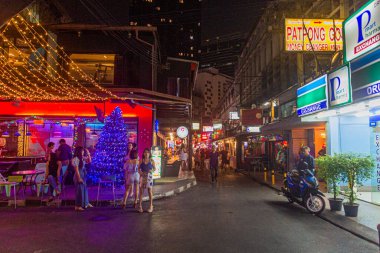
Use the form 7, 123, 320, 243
0, 11, 125, 101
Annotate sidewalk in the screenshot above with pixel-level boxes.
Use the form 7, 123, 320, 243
0, 176, 197, 208
250, 171, 380, 245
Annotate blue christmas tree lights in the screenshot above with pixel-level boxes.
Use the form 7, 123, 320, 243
89, 107, 128, 185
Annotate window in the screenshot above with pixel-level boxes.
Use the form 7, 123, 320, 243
70, 54, 115, 84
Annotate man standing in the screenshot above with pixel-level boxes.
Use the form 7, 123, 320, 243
209, 146, 219, 183
56, 139, 72, 188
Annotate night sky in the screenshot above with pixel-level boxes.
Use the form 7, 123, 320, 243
201, 0, 268, 43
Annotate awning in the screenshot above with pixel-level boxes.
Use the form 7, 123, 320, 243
260, 115, 326, 134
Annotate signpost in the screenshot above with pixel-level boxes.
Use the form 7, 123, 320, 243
285, 18, 343, 51
327, 65, 352, 108
297, 75, 328, 116
344, 0, 380, 62
151, 146, 162, 179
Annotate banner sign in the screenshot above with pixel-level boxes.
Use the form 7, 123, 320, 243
327, 65, 352, 107
344, 0, 380, 62
285, 18, 343, 51
297, 75, 328, 116
151, 146, 162, 179
351, 47, 380, 101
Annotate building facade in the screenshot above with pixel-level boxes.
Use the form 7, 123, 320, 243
194, 68, 233, 118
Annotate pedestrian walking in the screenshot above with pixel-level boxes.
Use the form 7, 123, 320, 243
122, 150, 140, 209
200, 149, 205, 170
73, 146, 92, 211
44, 142, 60, 201
138, 148, 156, 213
210, 146, 219, 183
194, 149, 201, 171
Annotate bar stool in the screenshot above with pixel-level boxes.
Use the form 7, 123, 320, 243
96, 175, 116, 207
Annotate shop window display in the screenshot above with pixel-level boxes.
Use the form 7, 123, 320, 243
26, 122, 74, 156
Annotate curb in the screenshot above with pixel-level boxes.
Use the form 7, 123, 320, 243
249, 174, 379, 246
1, 179, 198, 208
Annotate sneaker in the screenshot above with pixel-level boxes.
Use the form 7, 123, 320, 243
86, 203, 94, 208
75, 206, 85, 211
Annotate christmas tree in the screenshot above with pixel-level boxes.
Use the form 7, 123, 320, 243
89, 107, 127, 185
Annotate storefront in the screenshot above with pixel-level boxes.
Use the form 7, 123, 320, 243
213, 137, 237, 169
301, 49, 380, 205
0, 101, 153, 158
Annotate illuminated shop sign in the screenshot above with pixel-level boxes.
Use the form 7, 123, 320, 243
176, 126, 189, 139
351, 47, 380, 101
297, 75, 328, 116
213, 123, 223, 130
192, 122, 200, 130
285, 18, 343, 51
229, 112, 239, 120
151, 146, 162, 179
344, 0, 380, 62
247, 126, 261, 133
327, 65, 352, 107
203, 126, 214, 132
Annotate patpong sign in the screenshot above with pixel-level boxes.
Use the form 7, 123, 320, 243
285, 18, 343, 51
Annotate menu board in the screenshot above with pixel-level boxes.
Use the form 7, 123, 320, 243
151, 146, 162, 179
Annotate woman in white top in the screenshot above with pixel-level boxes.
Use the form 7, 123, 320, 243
73, 146, 92, 211
122, 150, 140, 209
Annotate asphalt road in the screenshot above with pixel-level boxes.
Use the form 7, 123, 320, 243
0, 174, 377, 253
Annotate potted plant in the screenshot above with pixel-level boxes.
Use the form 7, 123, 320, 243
316, 155, 344, 211
340, 153, 374, 217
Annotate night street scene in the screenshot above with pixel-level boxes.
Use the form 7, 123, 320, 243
1, 1, 380, 253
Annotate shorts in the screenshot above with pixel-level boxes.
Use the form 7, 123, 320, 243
140, 173, 153, 189
126, 172, 140, 185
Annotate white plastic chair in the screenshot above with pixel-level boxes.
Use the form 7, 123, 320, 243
0, 173, 18, 208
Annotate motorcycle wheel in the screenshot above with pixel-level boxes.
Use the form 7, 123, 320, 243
305, 195, 325, 215
284, 181, 294, 204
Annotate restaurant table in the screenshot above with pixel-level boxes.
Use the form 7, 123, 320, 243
12, 170, 44, 194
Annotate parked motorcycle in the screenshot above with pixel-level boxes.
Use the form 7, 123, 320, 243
281, 169, 325, 214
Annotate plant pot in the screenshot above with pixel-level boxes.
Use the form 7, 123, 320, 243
343, 203, 359, 217
328, 198, 343, 211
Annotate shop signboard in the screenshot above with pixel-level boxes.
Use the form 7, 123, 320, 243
176, 126, 189, 139
192, 122, 200, 130
247, 126, 261, 133
296, 75, 328, 116
241, 109, 263, 126
203, 126, 214, 132
213, 123, 223, 130
370, 128, 380, 203
229, 112, 239, 120
327, 65, 352, 107
351, 47, 380, 101
151, 146, 162, 179
344, 0, 380, 62
201, 133, 209, 141
285, 18, 343, 51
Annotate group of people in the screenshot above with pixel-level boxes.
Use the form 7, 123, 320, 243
194, 146, 230, 183
45, 140, 156, 213
122, 142, 156, 213
45, 139, 92, 211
